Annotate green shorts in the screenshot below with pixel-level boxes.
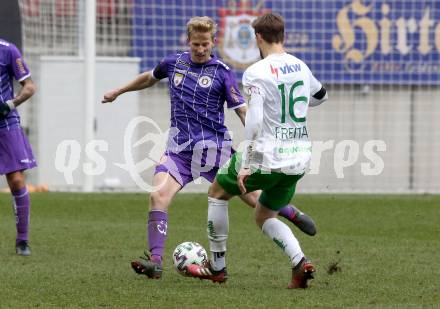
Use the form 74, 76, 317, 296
216, 153, 304, 211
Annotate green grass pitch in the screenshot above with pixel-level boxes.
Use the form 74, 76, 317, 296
1, 193, 439, 308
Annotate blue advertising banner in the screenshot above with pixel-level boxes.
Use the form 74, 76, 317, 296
133, 0, 440, 85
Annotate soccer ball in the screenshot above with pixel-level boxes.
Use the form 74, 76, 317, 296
172, 241, 208, 276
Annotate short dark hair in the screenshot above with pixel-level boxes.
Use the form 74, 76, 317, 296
251, 13, 284, 44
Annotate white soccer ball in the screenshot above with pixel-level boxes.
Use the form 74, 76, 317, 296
172, 241, 208, 276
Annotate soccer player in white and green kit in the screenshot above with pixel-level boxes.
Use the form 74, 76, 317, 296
187, 12, 328, 288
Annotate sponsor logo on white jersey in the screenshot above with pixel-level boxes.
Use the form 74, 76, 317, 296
270, 63, 301, 78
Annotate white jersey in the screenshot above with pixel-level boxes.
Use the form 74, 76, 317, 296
242, 52, 323, 174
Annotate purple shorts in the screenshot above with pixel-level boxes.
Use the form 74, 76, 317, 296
0, 127, 37, 175
155, 148, 232, 187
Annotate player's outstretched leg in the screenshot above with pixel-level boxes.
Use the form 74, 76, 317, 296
187, 196, 229, 284
278, 204, 317, 236
288, 257, 316, 289
261, 217, 315, 288
240, 193, 316, 236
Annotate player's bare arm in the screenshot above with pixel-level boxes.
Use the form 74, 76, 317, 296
237, 87, 264, 193
102, 70, 159, 103
9, 78, 36, 107
1, 78, 36, 117
234, 105, 247, 126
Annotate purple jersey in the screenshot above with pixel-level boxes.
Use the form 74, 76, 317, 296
152, 52, 244, 154
0, 39, 31, 130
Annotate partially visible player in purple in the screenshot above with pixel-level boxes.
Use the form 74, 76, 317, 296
0, 38, 37, 256
102, 16, 315, 279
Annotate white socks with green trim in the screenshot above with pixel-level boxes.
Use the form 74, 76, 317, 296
207, 197, 229, 271
262, 217, 304, 267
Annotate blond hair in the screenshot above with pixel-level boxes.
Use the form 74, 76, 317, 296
186, 16, 217, 40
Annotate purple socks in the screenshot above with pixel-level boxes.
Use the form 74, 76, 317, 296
12, 187, 30, 245
278, 204, 297, 221
147, 210, 168, 265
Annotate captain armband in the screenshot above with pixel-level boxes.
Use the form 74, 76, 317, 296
309, 87, 328, 107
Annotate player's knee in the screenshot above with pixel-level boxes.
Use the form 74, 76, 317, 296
208, 182, 218, 198
255, 213, 265, 229
149, 190, 172, 210
6, 173, 25, 191
208, 180, 231, 200
241, 191, 259, 207
255, 209, 271, 229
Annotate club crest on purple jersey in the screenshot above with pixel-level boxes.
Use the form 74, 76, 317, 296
198, 75, 212, 88
173, 72, 184, 86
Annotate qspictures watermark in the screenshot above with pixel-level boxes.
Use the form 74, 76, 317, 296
54, 116, 386, 191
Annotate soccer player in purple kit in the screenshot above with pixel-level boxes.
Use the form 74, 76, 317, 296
102, 16, 316, 279
0, 38, 37, 256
